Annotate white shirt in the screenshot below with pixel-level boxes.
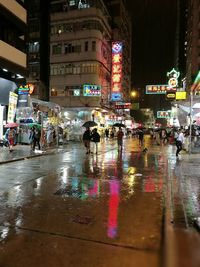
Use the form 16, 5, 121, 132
177, 132, 184, 143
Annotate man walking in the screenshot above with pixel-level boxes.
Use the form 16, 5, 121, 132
117, 127, 124, 151
176, 129, 184, 157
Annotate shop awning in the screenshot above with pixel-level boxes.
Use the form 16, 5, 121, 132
31, 98, 60, 109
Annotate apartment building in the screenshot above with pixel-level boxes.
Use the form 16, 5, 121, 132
186, 0, 200, 90
50, 0, 112, 115
26, 0, 50, 101
0, 0, 27, 136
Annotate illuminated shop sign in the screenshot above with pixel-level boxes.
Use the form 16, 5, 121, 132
74, 89, 81, 96
146, 84, 170, 94
167, 68, 180, 89
111, 92, 122, 101
157, 111, 171, 119
115, 102, 131, 109
83, 84, 101, 96
166, 91, 176, 100
18, 85, 30, 95
175, 91, 187, 100
7, 92, 18, 123
111, 42, 123, 100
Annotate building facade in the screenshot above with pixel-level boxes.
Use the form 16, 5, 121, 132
0, 0, 27, 137
50, 0, 112, 118
26, 0, 50, 101
186, 0, 200, 90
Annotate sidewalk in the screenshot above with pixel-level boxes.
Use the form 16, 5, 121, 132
0, 144, 68, 164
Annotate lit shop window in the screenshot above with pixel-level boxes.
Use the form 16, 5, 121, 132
51, 88, 57, 96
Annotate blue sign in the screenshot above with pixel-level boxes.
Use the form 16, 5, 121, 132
111, 93, 122, 101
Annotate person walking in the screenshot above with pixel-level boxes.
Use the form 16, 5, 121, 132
83, 127, 91, 154
91, 128, 100, 154
29, 126, 41, 151
138, 129, 144, 147
176, 129, 184, 157
117, 127, 124, 151
105, 128, 109, 139
6, 127, 16, 152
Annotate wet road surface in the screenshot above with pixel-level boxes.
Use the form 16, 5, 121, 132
0, 137, 199, 266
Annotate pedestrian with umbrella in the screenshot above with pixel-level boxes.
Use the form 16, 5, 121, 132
82, 127, 91, 154
4, 123, 18, 152
5, 127, 16, 152
117, 127, 124, 151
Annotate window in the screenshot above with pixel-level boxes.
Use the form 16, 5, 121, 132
92, 41, 96, 51
52, 44, 62, 54
65, 43, 81, 53
85, 41, 88, 52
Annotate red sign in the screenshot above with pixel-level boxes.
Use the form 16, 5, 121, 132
111, 42, 123, 97
115, 102, 131, 109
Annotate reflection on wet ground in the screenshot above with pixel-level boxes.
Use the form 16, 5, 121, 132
0, 137, 199, 266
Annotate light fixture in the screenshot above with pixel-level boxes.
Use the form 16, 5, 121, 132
3, 68, 8, 72
17, 74, 24, 78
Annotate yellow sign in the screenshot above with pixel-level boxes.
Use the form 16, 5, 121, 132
175, 91, 186, 100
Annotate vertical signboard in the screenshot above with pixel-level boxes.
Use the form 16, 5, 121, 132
7, 92, 18, 123
111, 42, 123, 101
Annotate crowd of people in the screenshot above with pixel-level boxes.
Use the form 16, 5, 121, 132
82, 125, 200, 158
2, 123, 200, 158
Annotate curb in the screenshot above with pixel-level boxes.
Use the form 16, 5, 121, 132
0, 148, 68, 165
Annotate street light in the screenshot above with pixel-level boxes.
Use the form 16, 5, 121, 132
131, 91, 137, 98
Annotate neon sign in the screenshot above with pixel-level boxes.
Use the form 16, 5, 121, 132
167, 68, 180, 88
111, 42, 123, 101
146, 84, 170, 94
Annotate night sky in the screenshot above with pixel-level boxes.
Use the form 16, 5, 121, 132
126, 0, 178, 112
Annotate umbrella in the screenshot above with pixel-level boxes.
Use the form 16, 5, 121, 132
4, 122, 18, 128
28, 123, 42, 129
82, 121, 97, 128
113, 123, 126, 127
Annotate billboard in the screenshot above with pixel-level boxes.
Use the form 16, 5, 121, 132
83, 84, 101, 96
146, 84, 169, 94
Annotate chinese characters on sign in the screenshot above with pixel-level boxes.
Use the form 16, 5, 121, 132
83, 84, 101, 96
146, 84, 172, 94
111, 42, 123, 101
157, 111, 171, 119
115, 102, 131, 109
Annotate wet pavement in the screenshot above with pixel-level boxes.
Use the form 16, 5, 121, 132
0, 137, 199, 266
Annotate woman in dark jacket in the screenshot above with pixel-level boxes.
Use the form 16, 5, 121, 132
83, 127, 91, 154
